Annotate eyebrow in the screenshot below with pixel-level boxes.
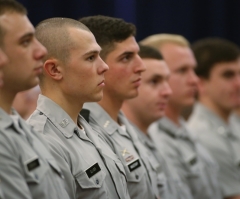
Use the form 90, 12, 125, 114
19, 32, 34, 41
83, 50, 100, 56
118, 51, 134, 58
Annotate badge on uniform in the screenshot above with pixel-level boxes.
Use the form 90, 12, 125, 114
127, 159, 141, 172
25, 156, 40, 172
86, 163, 101, 178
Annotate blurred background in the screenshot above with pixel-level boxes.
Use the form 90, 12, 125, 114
18, 0, 240, 45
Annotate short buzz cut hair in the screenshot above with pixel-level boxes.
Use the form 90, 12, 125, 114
192, 37, 240, 79
138, 44, 163, 60
35, 17, 90, 64
79, 15, 136, 60
0, 0, 27, 45
139, 34, 190, 50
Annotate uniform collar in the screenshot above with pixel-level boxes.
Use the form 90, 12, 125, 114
83, 102, 122, 136
193, 102, 232, 137
0, 108, 13, 130
36, 94, 78, 139
158, 116, 191, 139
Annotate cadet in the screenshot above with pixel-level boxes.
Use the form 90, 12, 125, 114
141, 34, 222, 199
27, 17, 130, 199
80, 15, 160, 199
0, 48, 7, 87
0, 1, 69, 199
122, 45, 193, 199
188, 38, 240, 199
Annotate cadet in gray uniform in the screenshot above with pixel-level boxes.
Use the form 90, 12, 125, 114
188, 38, 240, 199
122, 45, 193, 199
80, 16, 158, 199
0, 1, 69, 199
27, 18, 130, 199
141, 34, 222, 199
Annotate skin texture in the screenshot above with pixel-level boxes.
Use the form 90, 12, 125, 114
43, 27, 109, 123
122, 58, 172, 133
199, 59, 240, 122
0, 12, 47, 113
98, 36, 146, 121
0, 48, 8, 87
158, 43, 198, 124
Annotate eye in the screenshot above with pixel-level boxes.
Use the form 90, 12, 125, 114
177, 67, 188, 74
222, 71, 235, 79
21, 38, 31, 47
87, 55, 96, 61
121, 54, 133, 62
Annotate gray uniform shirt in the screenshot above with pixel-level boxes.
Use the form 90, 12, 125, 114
27, 95, 130, 199
188, 103, 240, 197
132, 123, 193, 199
149, 116, 222, 199
82, 102, 158, 199
0, 108, 69, 199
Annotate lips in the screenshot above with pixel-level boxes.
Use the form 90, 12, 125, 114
98, 80, 105, 86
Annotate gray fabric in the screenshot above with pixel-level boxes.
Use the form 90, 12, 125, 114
149, 116, 222, 199
27, 95, 130, 199
83, 102, 157, 199
0, 108, 69, 199
133, 123, 193, 199
188, 103, 240, 197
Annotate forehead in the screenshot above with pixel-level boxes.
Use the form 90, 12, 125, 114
160, 43, 196, 71
142, 58, 170, 78
0, 12, 34, 43
108, 36, 139, 58
210, 58, 240, 75
68, 27, 101, 54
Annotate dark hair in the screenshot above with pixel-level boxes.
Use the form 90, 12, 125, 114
0, 0, 27, 45
138, 44, 163, 60
192, 37, 240, 78
79, 15, 136, 60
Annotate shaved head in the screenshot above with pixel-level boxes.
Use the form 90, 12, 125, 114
36, 17, 91, 64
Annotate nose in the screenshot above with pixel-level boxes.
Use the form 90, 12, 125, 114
34, 38, 47, 61
188, 69, 199, 85
161, 82, 172, 98
134, 54, 146, 74
0, 48, 8, 68
98, 57, 109, 75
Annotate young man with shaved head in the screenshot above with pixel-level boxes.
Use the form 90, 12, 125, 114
0, 1, 70, 199
27, 17, 130, 199
141, 34, 222, 199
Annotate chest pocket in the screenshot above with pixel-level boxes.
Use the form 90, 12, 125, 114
122, 158, 145, 183
23, 155, 48, 184
75, 163, 106, 189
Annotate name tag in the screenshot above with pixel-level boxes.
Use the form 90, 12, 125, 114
86, 163, 101, 178
25, 156, 40, 172
128, 159, 141, 172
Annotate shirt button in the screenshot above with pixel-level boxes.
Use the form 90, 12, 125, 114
96, 179, 99, 184
135, 175, 139, 180
39, 112, 43, 115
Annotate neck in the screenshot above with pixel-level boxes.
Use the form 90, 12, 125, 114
165, 103, 182, 126
200, 97, 230, 123
42, 90, 83, 125
98, 92, 123, 123
0, 88, 16, 114
122, 106, 149, 134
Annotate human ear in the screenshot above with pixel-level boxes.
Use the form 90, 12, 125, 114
43, 59, 63, 80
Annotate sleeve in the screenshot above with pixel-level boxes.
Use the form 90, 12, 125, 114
0, 132, 32, 199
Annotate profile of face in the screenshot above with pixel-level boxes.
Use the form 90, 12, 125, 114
160, 43, 198, 108
124, 58, 172, 123
103, 36, 146, 101
200, 59, 240, 112
59, 27, 109, 102
0, 48, 8, 87
0, 12, 47, 92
